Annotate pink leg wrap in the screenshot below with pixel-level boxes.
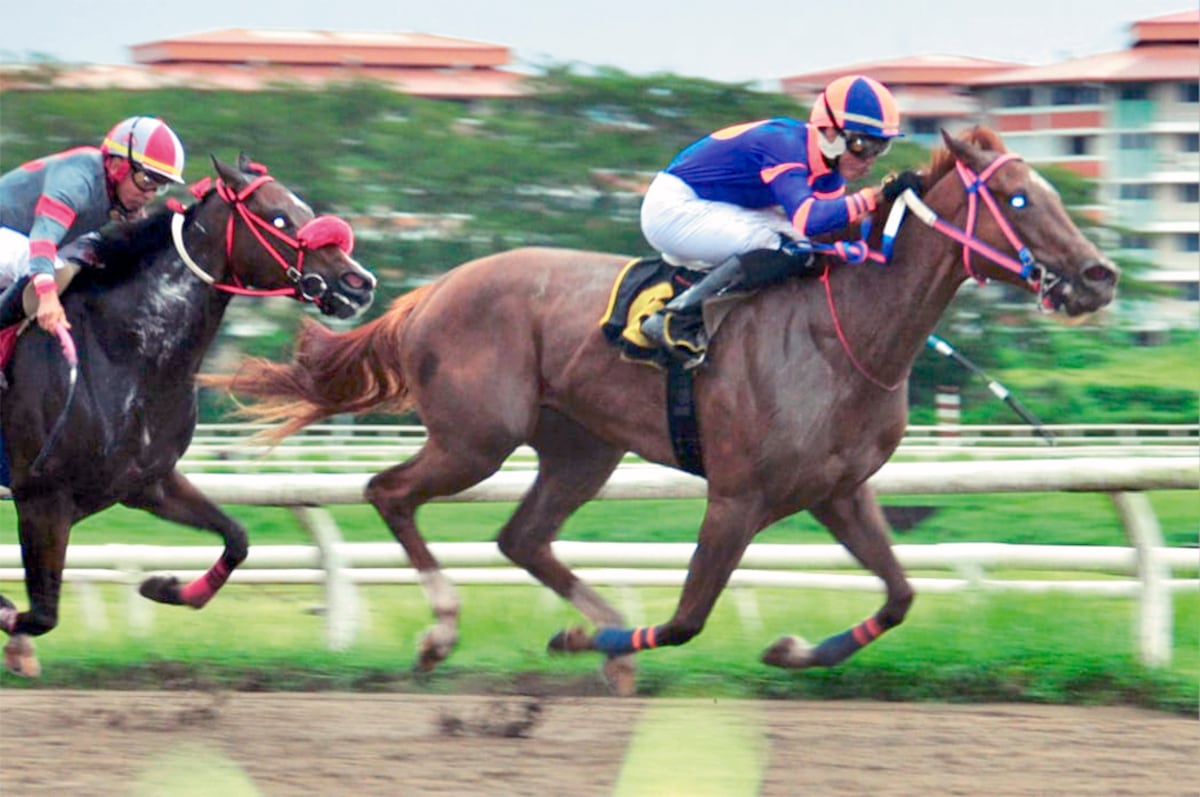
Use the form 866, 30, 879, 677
179, 559, 233, 608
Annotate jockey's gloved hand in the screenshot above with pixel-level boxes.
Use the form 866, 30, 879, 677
880, 171, 923, 202
830, 240, 869, 265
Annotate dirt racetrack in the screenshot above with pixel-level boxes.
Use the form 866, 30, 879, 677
1, 690, 1195, 796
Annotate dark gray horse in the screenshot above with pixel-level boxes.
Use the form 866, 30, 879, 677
0, 154, 376, 676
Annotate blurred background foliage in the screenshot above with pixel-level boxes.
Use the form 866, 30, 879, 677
1, 69, 1194, 424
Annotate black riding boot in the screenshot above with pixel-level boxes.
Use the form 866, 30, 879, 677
639, 256, 744, 368
640, 244, 817, 368
0, 276, 31, 330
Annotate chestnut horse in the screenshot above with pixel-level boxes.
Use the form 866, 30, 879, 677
211, 129, 1117, 695
0, 154, 376, 676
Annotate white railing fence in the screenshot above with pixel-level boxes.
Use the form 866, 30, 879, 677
1, 458, 1195, 666
175, 422, 1200, 472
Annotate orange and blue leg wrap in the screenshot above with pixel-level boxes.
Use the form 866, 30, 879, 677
593, 625, 662, 656
809, 615, 887, 667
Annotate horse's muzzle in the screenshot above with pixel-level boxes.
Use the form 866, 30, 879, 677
321, 270, 376, 319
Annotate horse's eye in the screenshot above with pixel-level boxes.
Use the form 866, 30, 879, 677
272, 216, 288, 230
1009, 194, 1028, 209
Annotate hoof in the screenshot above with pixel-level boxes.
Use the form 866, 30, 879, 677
139, 576, 186, 606
415, 625, 456, 672
761, 635, 815, 669
3, 633, 40, 678
547, 625, 592, 654
603, 654, 638, 697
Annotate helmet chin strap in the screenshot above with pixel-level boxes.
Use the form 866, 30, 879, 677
817, 129, 846, 161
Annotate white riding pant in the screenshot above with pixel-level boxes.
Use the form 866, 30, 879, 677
639, 172, 798, 270
0, 227, 89, 291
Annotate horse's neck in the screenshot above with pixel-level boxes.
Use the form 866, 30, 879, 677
814, 202, 966, 387
86, 229, 232, 373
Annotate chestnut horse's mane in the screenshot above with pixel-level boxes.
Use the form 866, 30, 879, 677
926, 126, 1006, 184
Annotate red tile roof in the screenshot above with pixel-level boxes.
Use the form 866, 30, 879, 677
131, 28, 510, 69
780, 54, 1025, 91
1130, 10, 1200, 46
0, 62, 526, 98
2, 28, 527, 98
968, 44, 1198, 86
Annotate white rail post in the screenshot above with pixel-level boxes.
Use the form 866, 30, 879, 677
935, 386, 961, 447
293, 507, 359, 651
1110, 491, 1172, 667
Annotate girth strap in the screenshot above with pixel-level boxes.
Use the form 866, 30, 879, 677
666, 362, 704, 476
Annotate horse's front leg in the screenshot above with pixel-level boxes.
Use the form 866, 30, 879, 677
2, 492, 75, 677
762, 482, 914, 669
123, 469, 248, 609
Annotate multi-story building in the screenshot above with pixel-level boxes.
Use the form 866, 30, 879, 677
970, 10, 1199, 314
782, 11, 1199, 323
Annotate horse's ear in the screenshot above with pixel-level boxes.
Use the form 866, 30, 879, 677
212, 156, 249, 192
941, 128, 985, 170
237, 151, 254, 173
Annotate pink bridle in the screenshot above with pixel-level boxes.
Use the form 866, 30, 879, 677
950, 153, 1038, 286
185, 168, 355, 301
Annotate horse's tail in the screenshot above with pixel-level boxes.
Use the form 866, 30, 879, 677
201, 285, 433, 442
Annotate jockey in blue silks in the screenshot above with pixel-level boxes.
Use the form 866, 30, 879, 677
639, 74, 922, 368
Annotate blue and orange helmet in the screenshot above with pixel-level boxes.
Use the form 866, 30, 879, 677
810, 75, 902, 140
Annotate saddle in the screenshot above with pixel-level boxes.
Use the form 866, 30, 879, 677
599, 257, 742, 369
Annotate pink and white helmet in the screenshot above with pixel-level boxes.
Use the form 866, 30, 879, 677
100, 116, 186, 184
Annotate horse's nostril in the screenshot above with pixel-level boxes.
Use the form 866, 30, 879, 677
341, 273, 371, 291
1083, 261, 1119, 285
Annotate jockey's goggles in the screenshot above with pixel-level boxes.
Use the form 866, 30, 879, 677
843, 133, 892, 159
131, 166, 171, 192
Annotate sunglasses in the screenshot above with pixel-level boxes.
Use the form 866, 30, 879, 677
130, 167, 171, 192
843, 133, 892, 159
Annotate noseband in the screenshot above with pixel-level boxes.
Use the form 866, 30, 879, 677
171, 169, 355, 304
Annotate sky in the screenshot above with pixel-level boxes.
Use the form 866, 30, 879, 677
0, 0, 1189, 85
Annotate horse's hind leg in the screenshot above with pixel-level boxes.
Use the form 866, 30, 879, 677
762, 482, 914, 669
551, 493, 763, 694
366, 433, 517, 672
122, 469, 249, 609
493, 410, 632, 692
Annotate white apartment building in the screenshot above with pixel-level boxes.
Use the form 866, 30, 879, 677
970, 11, 1199, 320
